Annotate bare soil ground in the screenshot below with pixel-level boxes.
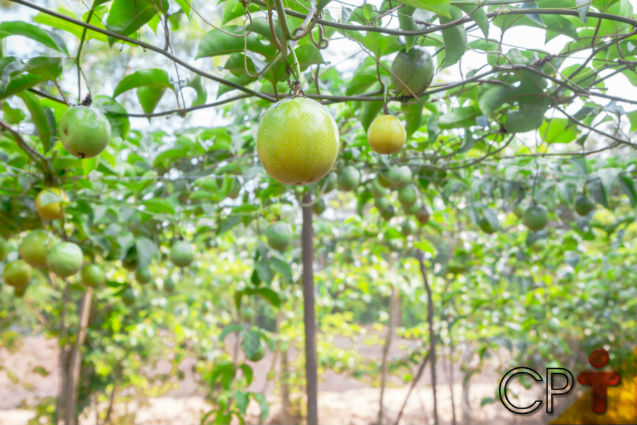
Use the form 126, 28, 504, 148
0, 336, 576, 425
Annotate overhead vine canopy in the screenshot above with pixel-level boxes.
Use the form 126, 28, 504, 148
0, 0, 636, 424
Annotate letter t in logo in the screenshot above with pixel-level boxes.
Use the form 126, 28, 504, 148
577, 348, 620, 414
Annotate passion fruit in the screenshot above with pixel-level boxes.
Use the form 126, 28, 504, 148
370, 179, 387, 197
163, 277, 176, 293
400, 220, 416, 237
375, 198, 396, 220
35, 188, 68, 220
266, 222, 292, 251
59, 106, 111, 159
170, 240, 194, 268
3, 259, 32, 289
574, 194, 595, 216
391, 48, 434, 96
47, 242, 83, 278
397, 184, 418, 207
322, 173, 338, 193
478, 216, 497, 234
81, 264, 105, 288
385, 165, 412, 188
19, 230, 56, 267
367, 115, 406, 154
121, 286, 136, 306
257, 97, 339, 185
135, 267, 152, 284
338, 166, 360, 191
523, 203, 549, 231
313, 199, 326, 215
415, 206, 431, 225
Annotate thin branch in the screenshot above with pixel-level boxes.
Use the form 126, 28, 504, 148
253, 0, 637, 35
118, 94, 251, 117
556, 106, 637, 148
8, 0, 276, 102
0, 119, 57, 184
75, 6, 95, 103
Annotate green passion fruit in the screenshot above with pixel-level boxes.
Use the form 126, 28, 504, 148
3, 259, 32, 289
266, 222, 292, 251
257, 97, 339, 185
523, 203, 549, 231
391, 48, 434, 96
59, 106, 111, 159
47, 242, 83, 278
170, 240, 194, 268
574, 194, 595, 216
19, 230, 56, 267
81, 264, 105, 288
338, 166, 361, 191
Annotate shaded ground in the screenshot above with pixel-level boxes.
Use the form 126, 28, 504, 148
0, 336, 577, 424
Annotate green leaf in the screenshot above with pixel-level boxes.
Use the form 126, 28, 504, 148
20, 57, 63, 81
252, 393, 269, 424
360, 100, 383, 131
106, 0, 168, 41
504, 99, 550, 133
627, 110, 637, 132
440, 7, 467, 67
587, 176, 608, 208
174, 0, 192, 17
18, 91, 55, 152
254, 261, 273, 285
246, 287, 281, 308
346, 65, 378, 96
142, 198, 176, 215
618, 174, 637, 207
541, 15, 578, 41
398, 0, 450, 17
34, 8, 108, 43
458, 5, 488, 38
218, 215, 241, 235
0, 21, 68, 54
113, 68, 172, 97
186, 75, 207, 107
135, 237, 156, 269
137, 85, 166, 115
398, 5, 417, 51
196, 27, 276, 59
438, 106, 479, 129
0, 73, 48, 100
402, 98, 426, 137
92, 95, 130, 139
267, 257, 293, 283
81, 157, 98, 176
414, 238, 435, 254
2, 101, 26, 124
539, 118, 578, 144
240, 330, 261, 359
234, 391, 249, 415
218, 323, 244, 341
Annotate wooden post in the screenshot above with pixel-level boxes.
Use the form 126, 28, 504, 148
64, 288, 93, 425
301, 191, 319, 425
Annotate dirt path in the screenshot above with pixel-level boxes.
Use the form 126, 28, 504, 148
0, 336, 571, 424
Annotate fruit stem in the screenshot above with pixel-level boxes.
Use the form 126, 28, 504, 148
274, 0, 291, 58
289, 46, 302, 84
